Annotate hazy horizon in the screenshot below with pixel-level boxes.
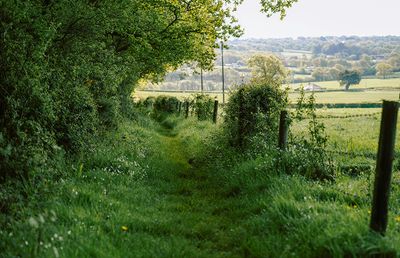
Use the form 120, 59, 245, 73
230, 34, 400, 40
236, 0, 400, 39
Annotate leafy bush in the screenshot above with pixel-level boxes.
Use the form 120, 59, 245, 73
96, 96, 120, 128
53, 84, 99, 151
153, 95, 180, 114
224, 83, 288, 148
143, 97, 156, 109
288, 88, 335, 180
221, 83, 334, 180
190, 93, 214, 121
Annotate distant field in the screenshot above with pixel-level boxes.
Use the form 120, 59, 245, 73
288, 78, 400, 90
288, 90, 399, 104
281, 50, 313, 59
292, 74, 313, 80
292, 108, 400, 158
136, 78, 400, 105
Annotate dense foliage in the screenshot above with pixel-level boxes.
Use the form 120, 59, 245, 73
224, 83, 288, 148
190, 93, 215, 121
224, 54, 288, 148
247, 54, 289, 85
0, 0, 245, 180
0, 0, 303, 180
153, 96, 180, 115
339, 70, 362, 90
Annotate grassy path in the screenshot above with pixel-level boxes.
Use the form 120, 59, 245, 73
141, 126, 243, 257
72, 121, 242, 257
1, 118, 247, 257
2, 117, 400, 257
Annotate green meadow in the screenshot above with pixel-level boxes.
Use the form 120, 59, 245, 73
136, 78, 400, 104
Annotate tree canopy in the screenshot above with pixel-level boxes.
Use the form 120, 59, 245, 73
338, 70, 362, 90
376, 62, 393, 79
248, 54, 289, 86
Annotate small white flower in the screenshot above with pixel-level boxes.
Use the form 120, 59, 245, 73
28, 217, 39, 229
38, 214, 45, 223
53, 247, 60, 258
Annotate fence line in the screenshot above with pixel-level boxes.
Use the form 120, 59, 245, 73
316, 112, 381, 119
325, 149, 377, 158
289, 103, 383, 109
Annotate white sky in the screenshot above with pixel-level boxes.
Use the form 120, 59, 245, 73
235, 0, 400, 38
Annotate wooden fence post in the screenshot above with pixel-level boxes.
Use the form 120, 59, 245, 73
213, 100, 219, 123
278, 110, 289, 150
370, 100, 399, 235
178, 101, 182, 115
185, 101, 189, 119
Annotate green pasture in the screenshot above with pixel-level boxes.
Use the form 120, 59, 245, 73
136, 78, 400, 105
136, 89, 399, 105
288, 90, 399, 104
288, 78, 400, 90
292, 74, 313, 80
291, 108, 400, 166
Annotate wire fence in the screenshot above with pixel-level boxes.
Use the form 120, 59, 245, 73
316, 112, 381, 119
325, 149, 377, 159
288, 110, 399, 159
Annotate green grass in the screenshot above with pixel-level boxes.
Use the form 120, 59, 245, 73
291, 108, 400, 154
289, 90, 399, 104
289, 78, 400, 90
1, 111, 400, 257
136, 78, 400, 105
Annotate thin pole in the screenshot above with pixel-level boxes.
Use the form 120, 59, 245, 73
201, 68, 204, 92
221, 41, 225, 104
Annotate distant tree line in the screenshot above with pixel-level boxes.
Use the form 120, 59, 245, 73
149, 36, 400, 91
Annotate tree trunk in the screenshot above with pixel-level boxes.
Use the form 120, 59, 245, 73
345, 83, 350, 91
